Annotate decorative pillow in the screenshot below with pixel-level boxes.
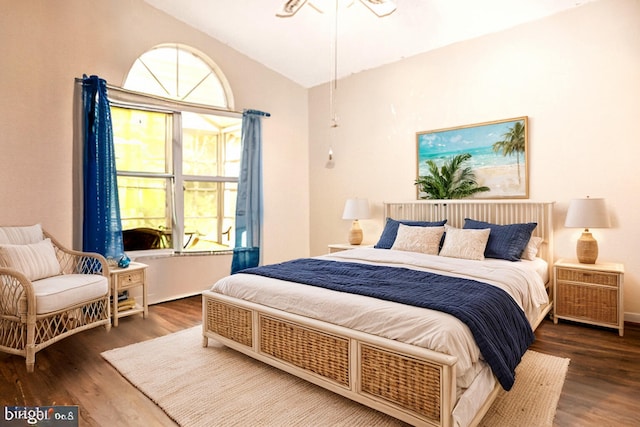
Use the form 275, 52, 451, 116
439, 226, 490, 261
0, 238, 60, 281
0, 224, 44, 245
521, 236, 544, 261
463, 218, 537, 262
374, 218, 447, 249
391, 224, 445, 255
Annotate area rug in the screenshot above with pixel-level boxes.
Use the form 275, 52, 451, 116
102, 326, 569, 427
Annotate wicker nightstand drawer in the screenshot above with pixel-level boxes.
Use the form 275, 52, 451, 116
556, 268, 618, 287
553, 259, 624, 336
556, 282, 618, 324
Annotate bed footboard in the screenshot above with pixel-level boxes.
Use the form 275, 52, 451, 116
203, 291, 465, 427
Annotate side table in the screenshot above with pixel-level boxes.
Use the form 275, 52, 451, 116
553, 258, 624, 336
109, 261, 149, 326
328, 243, 372, 253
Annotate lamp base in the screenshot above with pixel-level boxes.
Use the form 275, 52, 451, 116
576, 230, 598, 264
348, 220, 363, 245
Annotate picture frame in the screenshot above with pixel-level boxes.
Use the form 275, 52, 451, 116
416, 116, 528, 199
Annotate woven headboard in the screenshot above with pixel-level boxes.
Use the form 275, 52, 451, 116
383, 200, 555, 271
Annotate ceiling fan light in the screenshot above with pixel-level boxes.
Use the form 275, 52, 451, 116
277, 0, 396, 18
360, 0, 396, 17
276, 0, 309, 17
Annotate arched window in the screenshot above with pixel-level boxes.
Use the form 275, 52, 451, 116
123, 44, 233, 108
112, 45, 241, 253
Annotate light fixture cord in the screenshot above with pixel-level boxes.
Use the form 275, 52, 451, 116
326, 0, 339, 168
330, 0, 338, 127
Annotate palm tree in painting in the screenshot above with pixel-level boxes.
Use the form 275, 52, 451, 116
415, 153, 490, 199
492, 121, 525, 183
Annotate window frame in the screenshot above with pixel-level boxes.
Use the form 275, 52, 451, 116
109, 90, 242, 254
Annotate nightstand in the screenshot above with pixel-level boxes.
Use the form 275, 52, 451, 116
109, 261, 149, 327
554, 259, 624, 336
328, 243, 372, 253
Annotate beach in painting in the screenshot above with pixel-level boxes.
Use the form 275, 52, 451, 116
473, 163, 526, 198
417, 145, 527, 197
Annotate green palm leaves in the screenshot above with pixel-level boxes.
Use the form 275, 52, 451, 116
492, 121, 525, 183
415, 153, 490, 199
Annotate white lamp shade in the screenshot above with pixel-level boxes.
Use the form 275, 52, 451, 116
342, 198, 370, 220
565, 198, 611, 229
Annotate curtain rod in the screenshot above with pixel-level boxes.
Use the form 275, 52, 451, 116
244, 109, 271, 117
74, 77, 248, 116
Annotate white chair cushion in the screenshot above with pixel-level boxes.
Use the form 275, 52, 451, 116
0, 238, 60, 281
31, 274, 109, 315
0, 224, 44, 245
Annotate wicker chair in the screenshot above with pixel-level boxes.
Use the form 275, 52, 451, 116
0, 225, 111, 372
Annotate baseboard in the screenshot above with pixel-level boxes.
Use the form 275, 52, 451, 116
624, 312, 640, 325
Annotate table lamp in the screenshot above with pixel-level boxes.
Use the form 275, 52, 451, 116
564, 197, 611, 264
342, 198, 370, 245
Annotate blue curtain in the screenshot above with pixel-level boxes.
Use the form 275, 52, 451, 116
82, 75, 126, 264
231, 109, 269, 274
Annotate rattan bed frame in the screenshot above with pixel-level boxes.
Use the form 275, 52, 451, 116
202, 200, 555, 427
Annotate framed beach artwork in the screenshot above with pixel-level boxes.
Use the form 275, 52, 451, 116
416, 116, 529, 199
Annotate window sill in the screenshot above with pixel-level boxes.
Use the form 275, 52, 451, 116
127, 248, 233, 262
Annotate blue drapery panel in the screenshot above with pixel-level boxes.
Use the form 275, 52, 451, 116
231, 109, 269, 274
82, 75, 125, 262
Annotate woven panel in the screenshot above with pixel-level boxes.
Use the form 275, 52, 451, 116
556, 282, 618, 324
206, 299, 252, 347
0, 272, 25, 316
0, 297, 109, 352
34, 298, 109, 345
259, 315, 350, 387
0, 319, 26, 350
556, 269, 618, 287
360, 344, 441, 423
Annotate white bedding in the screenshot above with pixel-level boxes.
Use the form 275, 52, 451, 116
210, 247, 549, 427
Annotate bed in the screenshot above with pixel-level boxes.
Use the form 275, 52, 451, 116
202, 200, 555, 427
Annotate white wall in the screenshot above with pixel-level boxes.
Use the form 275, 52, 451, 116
1, 0, 639, 319
0, 0, 310, 302
308, 0, 640, 319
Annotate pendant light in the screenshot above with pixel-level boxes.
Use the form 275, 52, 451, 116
325, 0, 339, 168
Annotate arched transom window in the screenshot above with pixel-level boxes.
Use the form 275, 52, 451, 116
123, 44, 233, 108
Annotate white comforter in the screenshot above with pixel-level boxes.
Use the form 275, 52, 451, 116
210, 247, 549, 391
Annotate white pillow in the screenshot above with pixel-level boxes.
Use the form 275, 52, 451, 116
439, 226, 490, 261
0, 224, 43, 245
391, 224, 444, 255
521, 236, 543, 261
0, 238, 61, 281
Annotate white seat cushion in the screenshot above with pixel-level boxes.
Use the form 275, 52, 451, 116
31, 274, 109, 315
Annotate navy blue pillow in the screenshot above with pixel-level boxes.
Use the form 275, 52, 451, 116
374, 218, 447, 249
463, 218, 537, 261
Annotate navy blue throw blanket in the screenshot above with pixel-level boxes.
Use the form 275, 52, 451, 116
238, 258, 534, 390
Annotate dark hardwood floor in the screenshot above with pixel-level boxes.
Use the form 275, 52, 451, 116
1, 295, 639, 426
530, 318, 640, 427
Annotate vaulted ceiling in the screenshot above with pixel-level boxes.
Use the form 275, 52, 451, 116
143, 0, 597, 88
